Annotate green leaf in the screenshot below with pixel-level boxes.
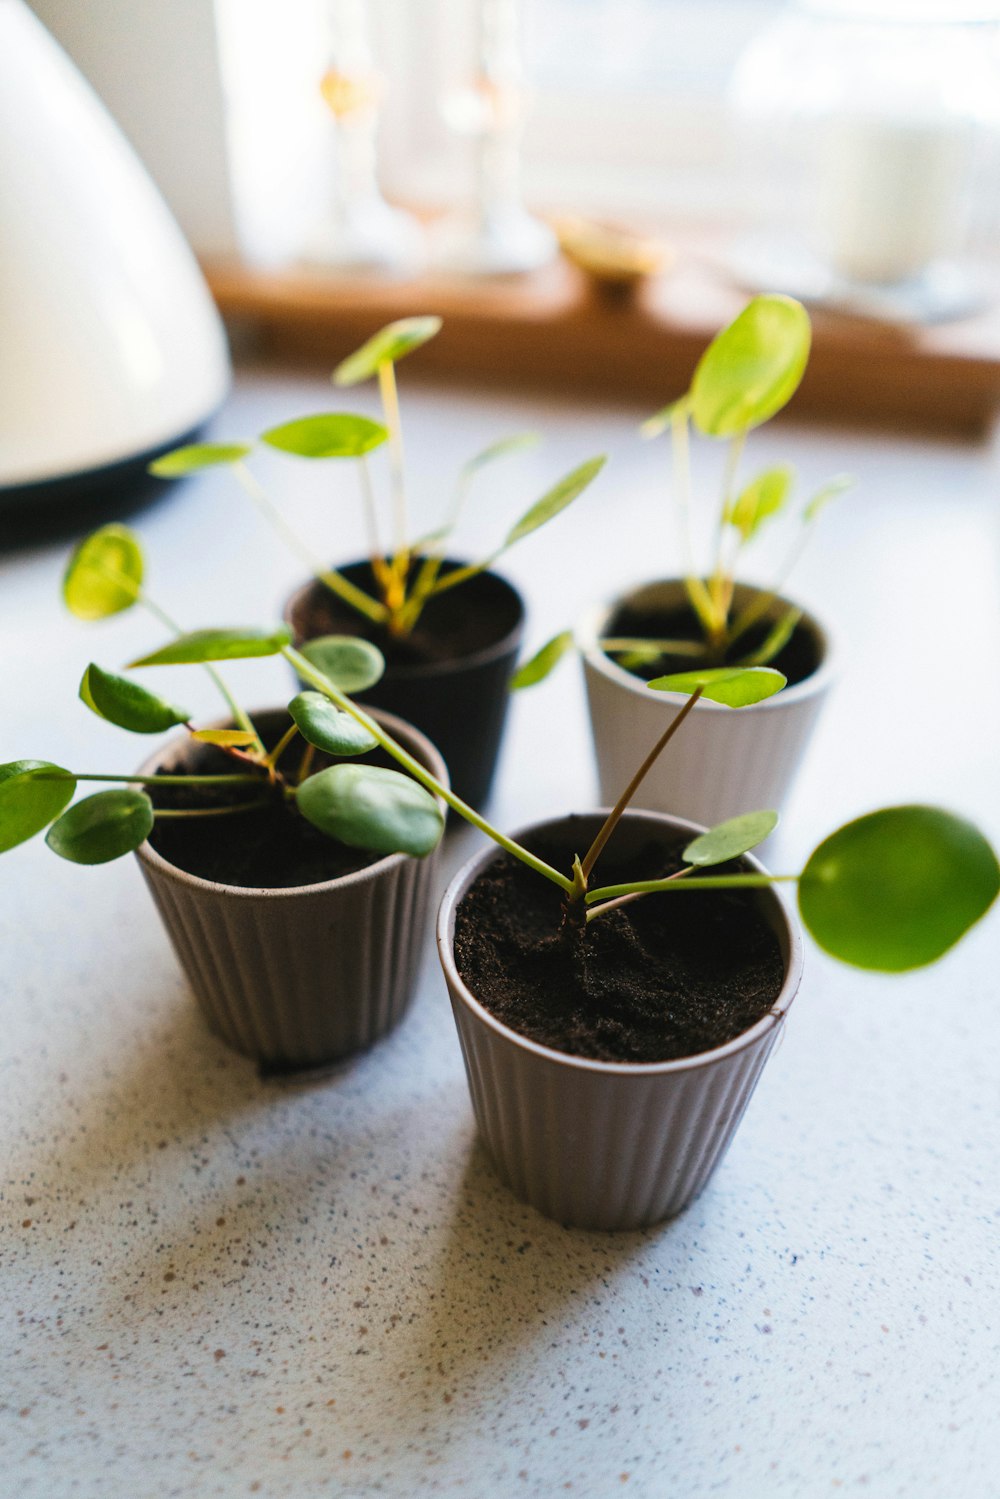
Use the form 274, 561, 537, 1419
726, 465, 794, 542
299, 635, 385, 694
45, 788, 154, 865
80, 663, 189, 734
288, 693, 378, 756
804, 473, 854, 523
63, 525, 143, 620
462, 431, 541, 475
739, 608, 802, 669
332, 316, 443, 386
0, 760, 76, 853
260, 413, 388, 459
689, 294, 811, 438
799, 806, 999, 972
297, 764, 443, 857
640, 396, 689, 439
129, 626, 292, 668
503, 456, 606, 549
148, 443, 252, 477
648, 665, 786, 706
510, 630, 575, 690
683, 810, 779, 868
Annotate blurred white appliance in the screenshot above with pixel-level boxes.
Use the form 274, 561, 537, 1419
0, 0, 230, 510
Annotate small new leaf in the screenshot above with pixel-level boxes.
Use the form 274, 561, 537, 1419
0, 761, 76, 853
63, 525, 143, 620
129, 626, 292, 668
148, 443, 252, 477
503, 456, 606, 549
648, 665, 786, 707
804, 473, 854, 524
726, 466, 794, 542
288, 693, 378, 756
510, 631, 575, 691
260, 413, 388, 459
683, 810, 779, 868
299, 636, 385, 694
461, 431, 541, 476
297, 764, 444, 857
80, 664, 188, 734
333, 316, 442, 386
689, 294, 811, 438
45, 789, 154, 865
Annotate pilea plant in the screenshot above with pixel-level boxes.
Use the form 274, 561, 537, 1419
148, 315, 605, 640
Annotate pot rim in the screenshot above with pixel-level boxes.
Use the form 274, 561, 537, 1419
134, 704, 449, 900
283, 560, 526, 683
576, 578, 836, 710
437, 807, 804, 1078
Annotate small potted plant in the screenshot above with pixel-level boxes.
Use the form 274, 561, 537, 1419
565, 293, 847, 830
149, 316, 606, 809
0, 526, 448, 1073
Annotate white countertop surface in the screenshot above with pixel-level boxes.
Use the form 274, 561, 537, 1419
2, 365, 998, 1498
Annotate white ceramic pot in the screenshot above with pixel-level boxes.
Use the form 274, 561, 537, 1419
580, 580, 835, 829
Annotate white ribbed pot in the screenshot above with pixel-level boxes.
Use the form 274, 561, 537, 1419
580, 580, 835, 829
135, 707, 448, 1071
437, 810, 803, 1231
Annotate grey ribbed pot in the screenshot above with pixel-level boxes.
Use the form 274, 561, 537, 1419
580, 580, 835, 830
135, 707, 448, 1071
437, 810, 803, 1231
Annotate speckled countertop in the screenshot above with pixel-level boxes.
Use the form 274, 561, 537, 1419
3, 368, 998, 1498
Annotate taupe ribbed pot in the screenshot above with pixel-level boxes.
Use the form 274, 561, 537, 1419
437, 810, 803, 1231
135, 707, 448, 1070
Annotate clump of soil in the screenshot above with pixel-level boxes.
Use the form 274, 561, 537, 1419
454, 819, 784, 1064
604, 598, 821, 685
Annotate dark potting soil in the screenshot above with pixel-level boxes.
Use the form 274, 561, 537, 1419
289, 561, 522, 671
146, 723, 404, 889
604, 598, 821, 685
453, 820, 785, 1064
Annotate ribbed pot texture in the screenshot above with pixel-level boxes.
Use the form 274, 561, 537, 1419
580, 580, 835, 830
437, 811, 803, 1231
135, 707, 448, 1070
285, 562, 525, 811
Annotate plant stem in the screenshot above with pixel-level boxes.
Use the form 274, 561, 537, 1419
670, 407, 718, 637
357, 454, 385, 568
585, 872, 800, 903
263, 722, 300, 772
586, 865, 694, 921
578, 688, 704, 883
38, 772, 267, 786
154, 799, 271, 819
283, 644, 574, 894
600, 637, 707, 658
709, 431, 745, 619
296, 741, 316, 785
377, 361, 408, 561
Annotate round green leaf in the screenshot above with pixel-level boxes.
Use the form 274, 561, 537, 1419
63, 525, 143, 620
129, 626, 292, 668
260, 414, 388, 459
648, 665, 786, 707
0, 760, 76, 853
80, 663, 189, 734
299, 635, 385, 694
510, 630, 575, 691
45, 789, 154, 865
799, 806, 999, 972
333, 316, 443, 386
288, 692, 378, 756
503, 456, 606, 549
684, 810, 779, 868
297, 764, 443, 857
689, 295, 811, 438
148, 443, 252, 477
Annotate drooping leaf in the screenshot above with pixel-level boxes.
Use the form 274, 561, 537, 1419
260, 413, 388, 459
288, 692, 378, 756
510, 630, 575, 690
0, 761, 75, 853
648, 665, 786, 707
803, 473, 854, 523
299, 635, 385, 694
297, 764, 443, 857
799, 806, 999, 972
739, 608, 802, 669
689, 294, 811, 438
129, 626, 292, 668
45, 789, 154, 865
640, 396, 689, 439
503, 456, 606, 549
333, 316, 443, 386
80, 663, 188, 734
63, 525, 143, 620
190, 728, 260, 748
726, 465, 794, 542
461, 431, 541, 475
148, 443, 252, 477
683, 810, 779, 868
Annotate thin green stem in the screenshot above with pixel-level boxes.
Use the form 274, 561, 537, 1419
586, 865, 694, 922
585, 872, 800, 903
38, 772, 267, 786
283, 644, 574, 894
264, 723, 299, 770
600, 637, 707, 658
154, 799, 271, 819
358, 455, 385, 570
377, 361, 408, 560
670, 408, 717, 636
709, 431, 745, 616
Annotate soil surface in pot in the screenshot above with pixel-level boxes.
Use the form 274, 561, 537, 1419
147, 722, 409, 889
290, 561, 521, 672
604, 598, 821, 686
454, 820, 784, 1063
